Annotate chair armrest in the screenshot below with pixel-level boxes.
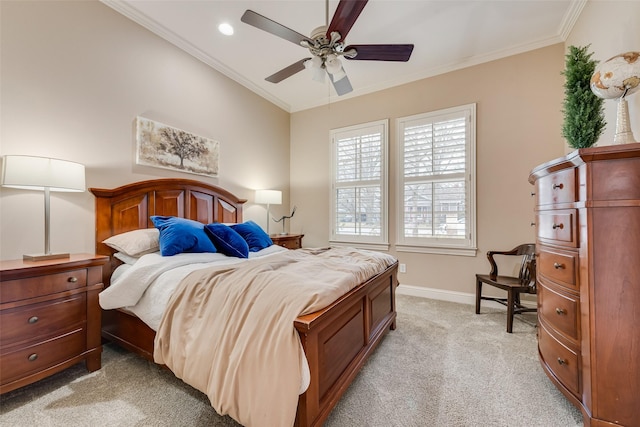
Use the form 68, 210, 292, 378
487, 248, 520, 257
486, 247, 520, 280
487, 245, 526, 280
486, 252, 499, 280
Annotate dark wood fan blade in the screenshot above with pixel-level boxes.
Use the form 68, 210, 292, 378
265, 58, 312, 83
330, 72, 353, 96
241, 10, 313, 46
327, 0, 368, 40
345, 44, 414, 61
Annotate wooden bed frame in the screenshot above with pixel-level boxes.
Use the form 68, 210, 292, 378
90, 178, 398, 427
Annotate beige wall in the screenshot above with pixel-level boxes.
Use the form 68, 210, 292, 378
291, 44, 566, 296
0, 1, 290, 260
566, 0, 640, 149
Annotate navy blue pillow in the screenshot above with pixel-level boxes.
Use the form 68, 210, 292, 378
150, 216, 217, 256
204, 223, 249, 258
231, 221, 273, 252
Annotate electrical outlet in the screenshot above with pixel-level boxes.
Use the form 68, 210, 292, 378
399, 263, 406, 273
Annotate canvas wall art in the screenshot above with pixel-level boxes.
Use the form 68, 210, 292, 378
135, 116, 219, 177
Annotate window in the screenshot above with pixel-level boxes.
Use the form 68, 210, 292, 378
330, 120, 388, 249
397, 104, 476, 256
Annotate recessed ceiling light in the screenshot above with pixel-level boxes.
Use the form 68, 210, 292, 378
218, 23, 234, 36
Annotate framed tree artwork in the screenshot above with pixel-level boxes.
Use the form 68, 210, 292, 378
135, 116, 220, 177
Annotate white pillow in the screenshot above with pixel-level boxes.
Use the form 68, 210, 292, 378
113, 252, 141, 265
103, 228, 160, 257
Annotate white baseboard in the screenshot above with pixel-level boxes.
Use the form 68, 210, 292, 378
396, 283, 536, 309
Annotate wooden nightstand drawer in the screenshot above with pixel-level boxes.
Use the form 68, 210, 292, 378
1, 268, 88, 303
0, 329, 85, 385
271, 234, 304, 249
538, 249, 577, 290
538, 322, 580, 398
538, 283, 579, 341
537, 210, 577, 247
0, 294, 86, 348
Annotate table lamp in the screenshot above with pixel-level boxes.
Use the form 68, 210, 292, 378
255, 189, 281, 235
1, 155, 86, 261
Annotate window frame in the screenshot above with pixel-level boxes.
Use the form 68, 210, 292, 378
396, 104, 477, 256
330, 119, 389, 250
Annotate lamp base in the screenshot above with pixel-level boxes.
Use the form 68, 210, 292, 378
614, 98, 637, 144
23, 252, 70, 262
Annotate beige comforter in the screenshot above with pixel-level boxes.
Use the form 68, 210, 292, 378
153, 246, 396, 427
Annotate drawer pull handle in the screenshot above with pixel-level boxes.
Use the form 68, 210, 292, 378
555, 308, 566, 315
557, 357, 567, 366
553, 262, 564, 269
531, 192, 536, 196
530, 222, 536, 227
552, 223, 564, 230
552, 183, 564, 190
28, 316, 39, 324
28, 353, 38, 362
68, 277, 78, 283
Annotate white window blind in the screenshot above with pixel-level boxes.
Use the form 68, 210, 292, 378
397, 104, 476, 255
331, 120, 388, 248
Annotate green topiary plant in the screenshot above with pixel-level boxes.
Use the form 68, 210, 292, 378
561, 45, 606, 149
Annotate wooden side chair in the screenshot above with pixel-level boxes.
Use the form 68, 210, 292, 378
475, 243, 537, 333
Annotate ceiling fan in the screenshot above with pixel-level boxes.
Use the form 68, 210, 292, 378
241, 0, 414, 96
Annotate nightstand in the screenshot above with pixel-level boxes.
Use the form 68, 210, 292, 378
0, 253, 109, 394
270, 234, 304, 249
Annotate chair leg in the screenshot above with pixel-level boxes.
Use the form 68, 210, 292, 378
506, 289, 515, 333
475, 279, 482, 314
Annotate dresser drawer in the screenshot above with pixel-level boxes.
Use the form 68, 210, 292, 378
1, 269, 88, 303
538, 283, 579, 341
0, 329, 85, 385
536, 168, 577, 206
538, 250, 577, 290
0, 294, 86, 348
591, 156, 640, 201
537, 210, 577, 247
538, 322, 580, 397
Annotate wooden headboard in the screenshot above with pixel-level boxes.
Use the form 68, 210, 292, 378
89, 178, 246, 285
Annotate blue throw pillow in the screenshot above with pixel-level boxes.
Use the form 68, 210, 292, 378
231, 221, 273, 252
150, 216, 217, 257
204, 223, 249, 258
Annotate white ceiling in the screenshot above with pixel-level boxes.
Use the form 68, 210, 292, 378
103, 0, 585, 112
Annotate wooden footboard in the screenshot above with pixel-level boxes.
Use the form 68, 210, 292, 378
294, 261, 398, 427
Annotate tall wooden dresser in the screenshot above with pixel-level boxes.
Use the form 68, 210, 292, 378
529, 143, 640, 427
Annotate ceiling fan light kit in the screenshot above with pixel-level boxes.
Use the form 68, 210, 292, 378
240, 0, 414, 96
304, 56, 326, 82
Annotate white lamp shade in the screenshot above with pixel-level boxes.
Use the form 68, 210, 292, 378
305, 57, 326, 83
255, 189, 282, 205
325, 54, 341, 73
1, 155, 85, 192
325, 54, 347, 82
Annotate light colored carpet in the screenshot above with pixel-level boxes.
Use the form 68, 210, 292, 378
0, 295, 583, 426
